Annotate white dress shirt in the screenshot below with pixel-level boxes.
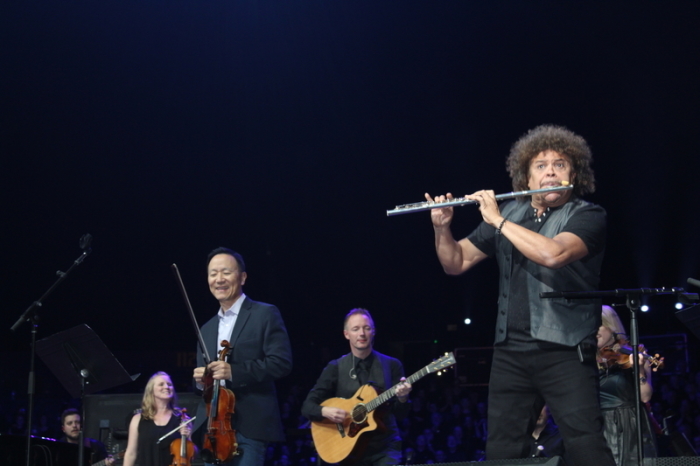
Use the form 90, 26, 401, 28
217, 292, 246, 353
214, 293, 246, 383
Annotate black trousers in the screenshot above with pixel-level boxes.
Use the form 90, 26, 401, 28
486, 343, 616, 466
353, 440, 402, 466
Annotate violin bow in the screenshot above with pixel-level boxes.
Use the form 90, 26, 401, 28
172, 263, 212, 366
156, 416, 197, 444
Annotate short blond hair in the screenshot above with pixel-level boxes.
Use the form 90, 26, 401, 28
343, 308, 375, 330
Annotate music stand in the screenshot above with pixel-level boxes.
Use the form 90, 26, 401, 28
676, 305, 700, 341
36, 324, 139, 466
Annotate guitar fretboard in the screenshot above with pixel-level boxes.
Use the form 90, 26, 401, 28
362, 353, 454, 413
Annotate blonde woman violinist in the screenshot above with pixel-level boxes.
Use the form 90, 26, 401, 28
123, 372, 193, 466
597, 306, 659, 465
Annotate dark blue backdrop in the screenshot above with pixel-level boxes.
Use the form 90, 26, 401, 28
2, 2, 699, 397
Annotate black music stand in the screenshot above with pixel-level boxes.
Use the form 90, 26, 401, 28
676, 305, 700, 341
36, 324, 139, 466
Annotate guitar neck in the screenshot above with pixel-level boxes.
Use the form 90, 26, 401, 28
364, 365, 431, 413
92, 450, 124, 466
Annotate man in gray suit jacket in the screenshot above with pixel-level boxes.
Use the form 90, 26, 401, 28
193, 247, 293, 466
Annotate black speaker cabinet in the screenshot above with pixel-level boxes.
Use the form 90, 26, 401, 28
643, 459, 700, 465
401, 459, 700, 466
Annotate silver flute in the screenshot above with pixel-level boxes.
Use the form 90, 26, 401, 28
386, 184, 573, 216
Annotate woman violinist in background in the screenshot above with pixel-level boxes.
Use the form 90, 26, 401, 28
597, 305, 658, 465
123, 372, 194, 466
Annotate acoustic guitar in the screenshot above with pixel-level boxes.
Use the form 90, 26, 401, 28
92, 450, 124, 466
311, 353, 455, 464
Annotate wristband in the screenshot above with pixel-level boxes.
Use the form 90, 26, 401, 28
496, 218, 507, 235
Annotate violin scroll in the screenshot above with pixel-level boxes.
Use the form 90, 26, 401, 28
645, 352, 665, 372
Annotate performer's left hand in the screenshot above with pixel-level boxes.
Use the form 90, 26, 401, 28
638, 353, 651, 372
179, 422, 192, 437
396, 377, 412, 402
466, 190, 502, 227
207, 361, 232, 381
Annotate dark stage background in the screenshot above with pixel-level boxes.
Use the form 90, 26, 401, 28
2, 2, 700, 405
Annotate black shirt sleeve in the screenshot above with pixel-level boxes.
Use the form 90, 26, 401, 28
467, 220, 496, 258
560, 204, 606, 256
301, 361, 339, 422
467, 202, 606, 258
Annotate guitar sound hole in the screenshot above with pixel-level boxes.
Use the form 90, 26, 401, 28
351, 404, 367, 423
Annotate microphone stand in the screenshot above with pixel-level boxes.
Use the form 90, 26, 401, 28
9, 234, 92, 466
540, 287, 697, 466
80, 369, 89, 466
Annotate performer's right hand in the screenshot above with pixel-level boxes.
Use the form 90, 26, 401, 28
425, 192, 455, 227
321, 407, 348, 424
193, 367, 205, 384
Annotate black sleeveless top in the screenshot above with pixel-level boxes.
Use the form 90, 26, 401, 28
598, 365, 635, 409
136, 411, 182, 466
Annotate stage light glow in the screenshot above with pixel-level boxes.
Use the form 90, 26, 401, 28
464, 318, 472, 325
675, 302, 684, 310
640, 304, 650, 312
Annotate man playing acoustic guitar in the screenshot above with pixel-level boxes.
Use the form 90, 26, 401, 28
301, 308, 412, 466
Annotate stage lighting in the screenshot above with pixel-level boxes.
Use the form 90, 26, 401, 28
675, 302, 684, 310
640, 304, 650, 312
464, 318, 472, 325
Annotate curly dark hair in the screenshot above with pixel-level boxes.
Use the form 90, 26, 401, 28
506, 125, 595, 196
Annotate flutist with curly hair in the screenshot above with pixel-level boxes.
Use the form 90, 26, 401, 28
426, 125, 615, 466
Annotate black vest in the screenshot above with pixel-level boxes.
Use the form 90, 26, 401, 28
336, 351, 392, 397
494, 198, 605, 346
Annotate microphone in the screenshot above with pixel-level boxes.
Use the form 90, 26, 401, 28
688, 277, 700, 288
534, 445, 545, 457
80, 233, 92, 251
349, 355, 358, 379
75, 234, 93, 265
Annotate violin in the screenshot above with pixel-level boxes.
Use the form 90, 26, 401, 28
598, 343, 664, 372
200, 340, 239, 464
170, 409, 196, 466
